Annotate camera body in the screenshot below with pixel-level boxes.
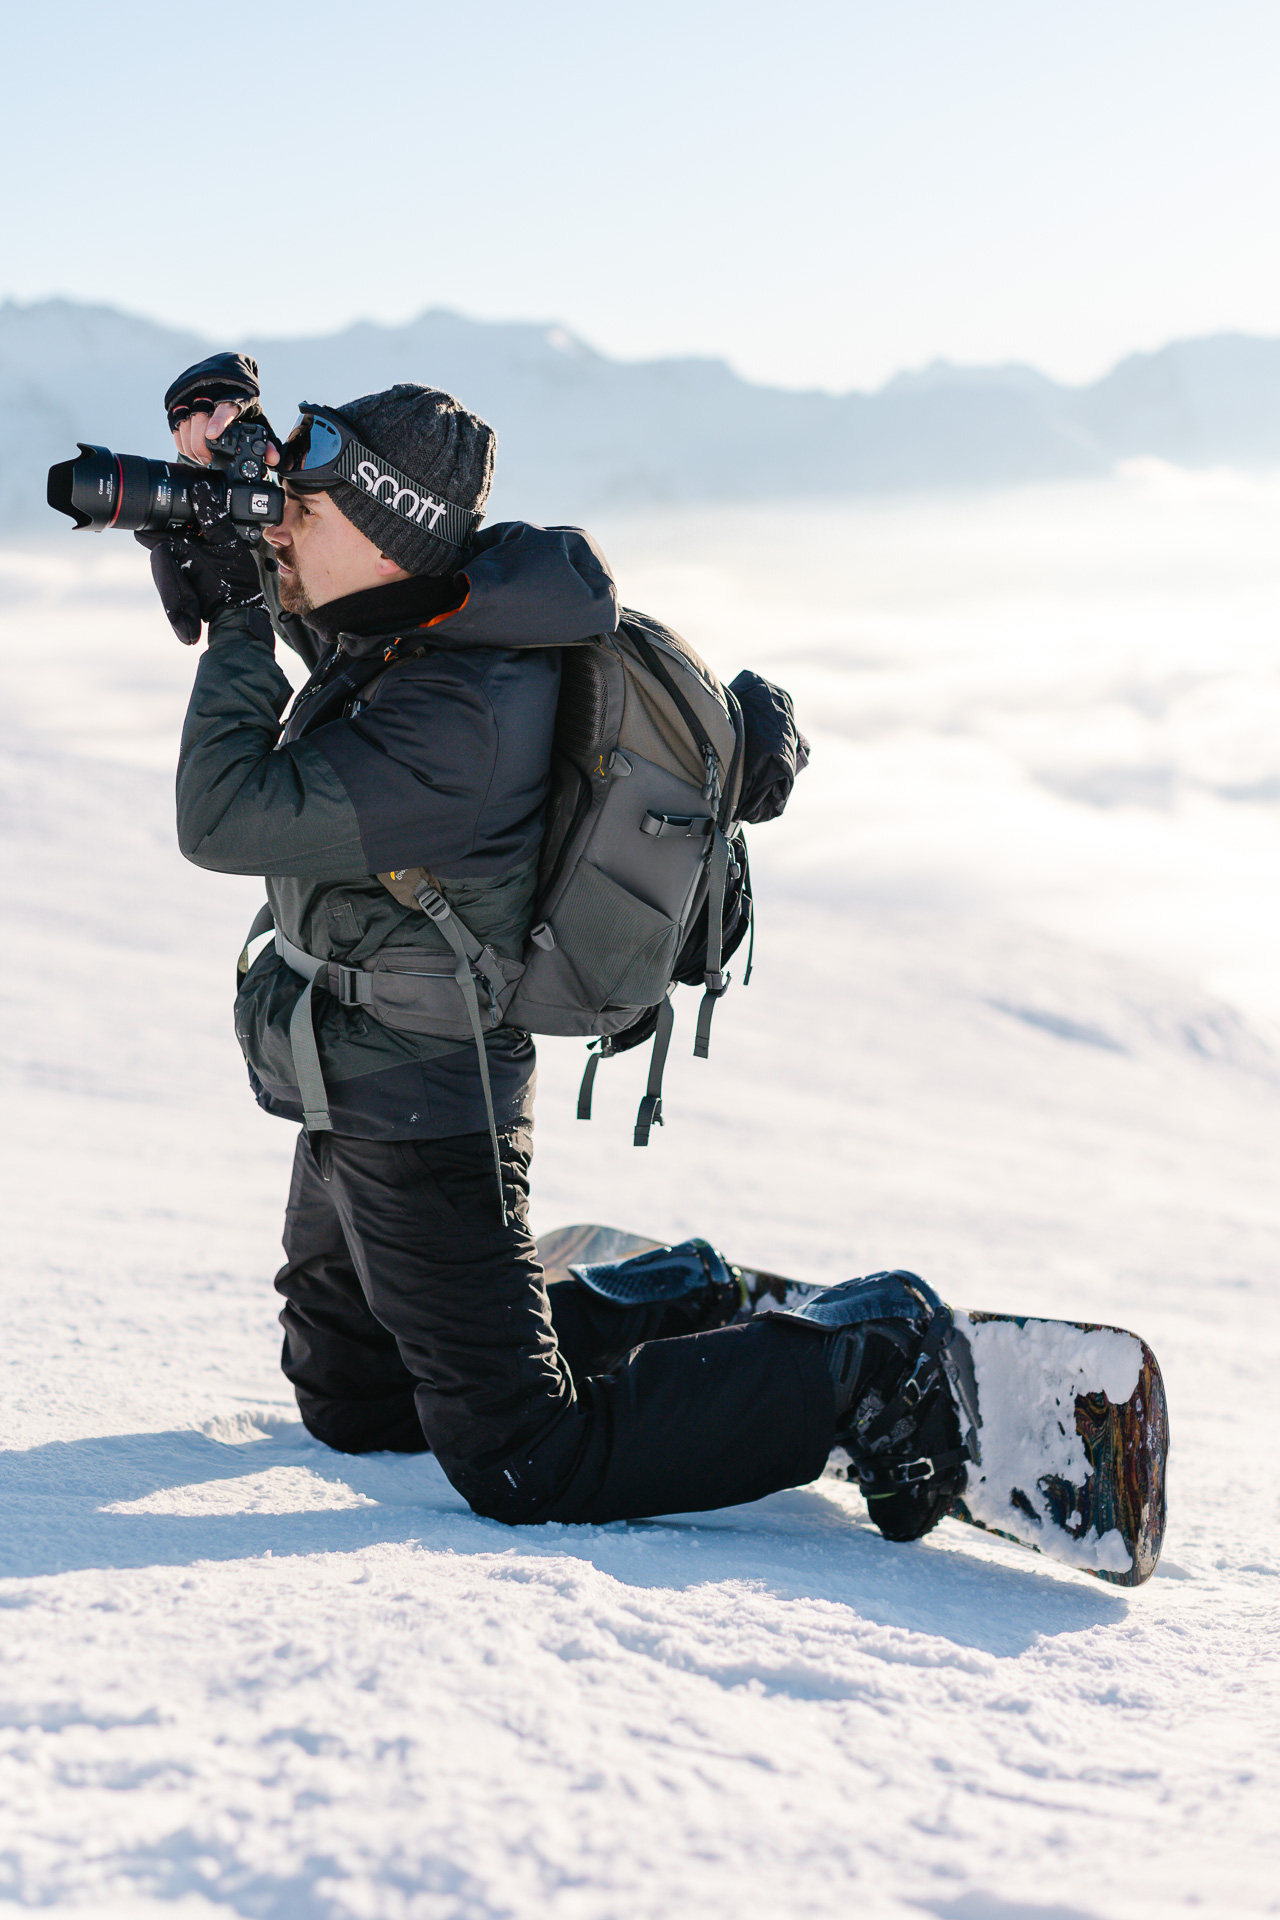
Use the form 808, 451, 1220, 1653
207, 418, 283, 543
47, 418, 284, 543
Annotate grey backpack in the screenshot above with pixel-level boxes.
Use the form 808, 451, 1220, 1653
276, 610, 804, 1218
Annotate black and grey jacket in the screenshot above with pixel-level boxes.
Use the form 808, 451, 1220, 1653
175, 522, 618, 1138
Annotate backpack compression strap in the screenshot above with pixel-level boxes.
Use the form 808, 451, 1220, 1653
576, 990, 677, 1146
693, 827, 732, 1060
633, 994, 675, 1146
693, 692, 746, 1062
412, 883, 509, 1225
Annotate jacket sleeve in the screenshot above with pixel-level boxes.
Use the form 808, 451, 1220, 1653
175, 607, 370, 878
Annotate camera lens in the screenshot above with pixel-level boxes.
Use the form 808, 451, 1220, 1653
46, 444, 201, 532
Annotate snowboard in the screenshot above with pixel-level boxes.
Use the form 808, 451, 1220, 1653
537, 1223, 1169, 1588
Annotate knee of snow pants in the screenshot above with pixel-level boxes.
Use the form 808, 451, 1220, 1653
271, 1124, 836, 1526
273, 1129, 433, 1455
441, 1315, 837, 1529
288, 1371, 429, 1456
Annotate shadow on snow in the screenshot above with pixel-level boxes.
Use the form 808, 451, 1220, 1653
0, 1424, 1127, 1658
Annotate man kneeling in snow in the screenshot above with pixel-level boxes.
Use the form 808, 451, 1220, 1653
147, 352, 963, 1534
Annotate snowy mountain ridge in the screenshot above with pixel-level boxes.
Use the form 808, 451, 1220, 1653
10, 296, 1280, 527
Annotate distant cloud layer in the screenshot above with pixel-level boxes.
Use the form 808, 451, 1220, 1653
11, 299, 1280, 531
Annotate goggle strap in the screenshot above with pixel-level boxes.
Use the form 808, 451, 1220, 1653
331, 439, 481, 550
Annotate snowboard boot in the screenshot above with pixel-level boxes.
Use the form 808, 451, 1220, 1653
774, 1270, 971, 1542
569, 1238, 747, 1334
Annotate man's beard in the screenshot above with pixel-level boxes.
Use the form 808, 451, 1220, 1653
274, 550, 314, 616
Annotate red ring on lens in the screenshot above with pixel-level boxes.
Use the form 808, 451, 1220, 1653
108, 455, 125, 527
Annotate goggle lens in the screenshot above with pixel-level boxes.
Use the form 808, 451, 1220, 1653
285, 412, 345, 473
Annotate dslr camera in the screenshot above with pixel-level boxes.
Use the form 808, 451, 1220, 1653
47, 418, 284, 543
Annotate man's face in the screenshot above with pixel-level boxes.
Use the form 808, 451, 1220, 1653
263, 485, 409, 613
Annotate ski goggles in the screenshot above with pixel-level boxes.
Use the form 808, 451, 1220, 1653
280, 403, 483, 550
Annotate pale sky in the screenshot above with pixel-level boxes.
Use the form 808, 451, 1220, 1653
6, 0, 1280, 393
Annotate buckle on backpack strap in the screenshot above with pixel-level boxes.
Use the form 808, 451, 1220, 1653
332, 965, 365, 1007
414, 885, 451, 923
634, 1092, 663, 1145
641, 811, 714, 839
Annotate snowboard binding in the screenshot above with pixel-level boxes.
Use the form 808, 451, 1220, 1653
773, 1270, 976, 1542
569, 1237, 747, 1329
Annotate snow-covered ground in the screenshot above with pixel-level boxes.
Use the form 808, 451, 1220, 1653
2, 464, 1278, 1919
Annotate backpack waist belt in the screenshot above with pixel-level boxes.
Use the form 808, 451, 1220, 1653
245, 897, 509, 1224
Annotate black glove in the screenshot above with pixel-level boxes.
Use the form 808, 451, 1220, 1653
142, 352, 275, 644
164, 350, 274, 436
136, 473, 264, 645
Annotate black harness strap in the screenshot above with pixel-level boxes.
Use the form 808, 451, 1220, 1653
577, 1045, 603, 1120
634, 996, 676, 1146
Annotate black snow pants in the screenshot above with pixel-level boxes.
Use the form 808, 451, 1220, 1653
274, 1126, 834, 1525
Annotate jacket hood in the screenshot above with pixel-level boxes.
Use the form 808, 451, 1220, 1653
334, 522, 619, 656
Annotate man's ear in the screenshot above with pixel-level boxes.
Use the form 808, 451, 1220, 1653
375, 552, 412, 581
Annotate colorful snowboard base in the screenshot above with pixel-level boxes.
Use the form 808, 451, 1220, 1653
536, 1223, 1169, 1588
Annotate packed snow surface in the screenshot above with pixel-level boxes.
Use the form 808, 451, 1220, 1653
954, 1315, 1143, 1573
3, 466, 1280, 1918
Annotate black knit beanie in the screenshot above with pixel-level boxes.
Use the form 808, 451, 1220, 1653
323, 383, 495, 576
